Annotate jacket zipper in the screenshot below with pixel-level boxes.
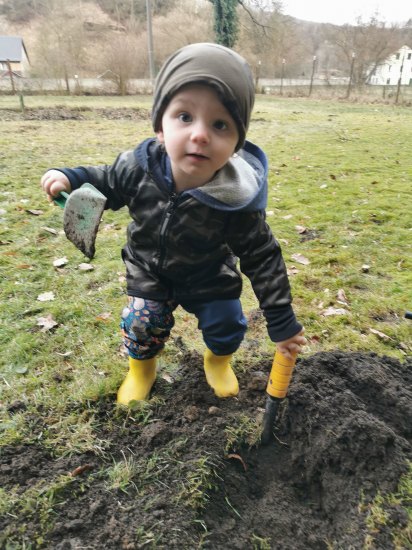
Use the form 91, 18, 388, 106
158, 193, 178, 271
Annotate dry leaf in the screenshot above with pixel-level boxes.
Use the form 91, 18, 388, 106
42, 227, 58, 235
369, 328, 392, 341
103, 223, 116, 231
37, 314, 58, 332
337, 288, 348, 304
226, 453, 248, 472
321, 307, 347, 316
53, 257, 68, 267
291, 253, 310, 265
78, 263, 94, 271
295, 225, 307, 234
287, 266, 299, 276
17, 264, 32, 269
37, 291, 55, 302
69, 464, 93, 477
96, 312, 112, 321
26, 209, 44, 216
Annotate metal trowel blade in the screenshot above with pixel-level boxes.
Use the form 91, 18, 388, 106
63, 183, 107, 259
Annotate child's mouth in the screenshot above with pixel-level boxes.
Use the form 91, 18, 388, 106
187, 153, 208, 160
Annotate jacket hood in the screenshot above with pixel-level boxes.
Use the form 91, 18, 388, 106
135, 139, 268, 213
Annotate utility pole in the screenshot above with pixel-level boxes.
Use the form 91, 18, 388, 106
146, 0, 155, 82
346, 52, 356, 99
395, 53, 405, 105
309, 55, 316, 96
280, 58, 285, 96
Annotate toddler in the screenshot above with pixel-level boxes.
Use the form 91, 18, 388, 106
41, 43, 306, 404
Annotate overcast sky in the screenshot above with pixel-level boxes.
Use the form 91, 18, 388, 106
281, 1, 412, 25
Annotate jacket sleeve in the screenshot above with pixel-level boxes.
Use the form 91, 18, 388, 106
225, 210, 302, 342
58, 149, 144, 211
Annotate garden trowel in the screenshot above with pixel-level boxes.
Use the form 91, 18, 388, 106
261, 351, 297, 445
53, 183, 107, 259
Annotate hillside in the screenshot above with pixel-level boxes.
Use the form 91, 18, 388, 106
0, 0, 411, 82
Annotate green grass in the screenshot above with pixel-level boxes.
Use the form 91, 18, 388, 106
0, 95, 411, 545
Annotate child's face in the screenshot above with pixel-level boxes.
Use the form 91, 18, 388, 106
156, 84, 239, 190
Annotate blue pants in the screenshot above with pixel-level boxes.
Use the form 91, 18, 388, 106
121, 297, 247, 359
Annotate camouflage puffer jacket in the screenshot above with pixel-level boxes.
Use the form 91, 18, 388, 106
60, 139, 302, 342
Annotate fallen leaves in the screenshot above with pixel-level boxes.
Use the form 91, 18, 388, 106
42, 226, 59, 235
336, 288, 348, 305
226, 453, 248, 472
321, 306, 348, 316
25, 209, 44, 216
78, 263, 94, 271
291, 253, 310, 265
37, 291, 55, 302
319, 288, 350, 316
287, 265, 299, 276
53, 257, 68, 268
69, 464, 93, 477
295, 225, 307, 234
37, 314, 58, 332
96, 312, 112, 322
369, 328, 393, 341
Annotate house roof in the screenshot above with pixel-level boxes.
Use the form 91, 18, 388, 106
0, 36, 29, 63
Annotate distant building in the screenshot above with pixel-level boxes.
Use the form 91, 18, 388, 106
0, 36, 30, 77
368, 45, 412, 86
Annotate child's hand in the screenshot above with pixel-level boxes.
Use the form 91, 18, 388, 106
276, 329, 306, 360
40, 170, 71, 202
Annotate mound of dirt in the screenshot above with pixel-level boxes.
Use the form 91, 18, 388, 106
1, 351, 411, 549
0, 107, 150, 121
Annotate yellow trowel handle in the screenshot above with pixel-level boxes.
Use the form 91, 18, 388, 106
261, 351, 297, 445
266, 351, 297, 399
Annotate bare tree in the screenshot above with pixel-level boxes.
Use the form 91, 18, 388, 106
32, 2, 87, 91
325, 16, 403, 86
237, 2, 298, 78
103, 32, 141, 94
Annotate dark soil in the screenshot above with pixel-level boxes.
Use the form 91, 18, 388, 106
0, 106, 150, 121
1, 350, 411, 549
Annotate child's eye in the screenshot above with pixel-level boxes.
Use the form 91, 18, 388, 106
213, 120, 228, 131
178, 112, 192, 123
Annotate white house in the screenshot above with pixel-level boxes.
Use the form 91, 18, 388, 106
0, 36, 30, 76
368, 45, 412, 86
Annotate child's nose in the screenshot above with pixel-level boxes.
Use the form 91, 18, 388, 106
190, 121, 210, 143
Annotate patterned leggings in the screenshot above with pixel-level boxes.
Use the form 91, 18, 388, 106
121, 296, 247, 359
121, 297, 175, 359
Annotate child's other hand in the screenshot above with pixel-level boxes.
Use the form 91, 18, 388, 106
40, 170, 71, 202
276, 329, 306, 360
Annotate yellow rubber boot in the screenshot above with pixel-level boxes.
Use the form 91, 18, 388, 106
117, 357, 156, 404
203, 349, 239, 398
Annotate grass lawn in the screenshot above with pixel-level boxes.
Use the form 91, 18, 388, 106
0, 94, 411, 547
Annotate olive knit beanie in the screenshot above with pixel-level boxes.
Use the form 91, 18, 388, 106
152, 43, 255, 151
